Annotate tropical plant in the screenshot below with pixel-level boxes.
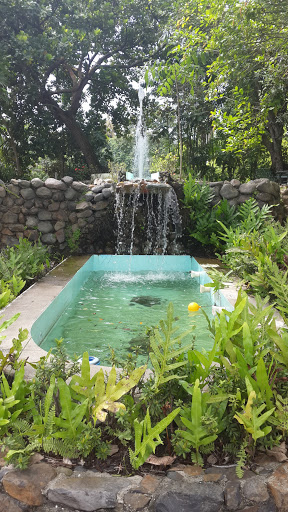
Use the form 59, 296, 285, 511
175, 379, 219, 465
149, 302, 193, 392
129, 407, 180, 470
0, 314, 28, 373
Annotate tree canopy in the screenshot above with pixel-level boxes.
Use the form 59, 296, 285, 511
0, 0, 175, 175
1, 0, 288, 180
154, 0, 288, 177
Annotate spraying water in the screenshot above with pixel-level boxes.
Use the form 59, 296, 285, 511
133, 84, 150, 179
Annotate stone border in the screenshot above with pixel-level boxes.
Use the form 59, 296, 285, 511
0, 454, 286, 511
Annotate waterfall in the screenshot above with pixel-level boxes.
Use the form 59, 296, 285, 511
115, 182, 182, 255
133, 85, 150, 180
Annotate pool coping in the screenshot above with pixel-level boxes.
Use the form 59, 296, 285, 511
0, 255, 238, 379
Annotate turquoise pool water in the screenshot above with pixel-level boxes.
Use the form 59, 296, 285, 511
39, 270, 214, 365
32, 255, 233, 366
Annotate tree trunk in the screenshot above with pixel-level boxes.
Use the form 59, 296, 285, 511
42, 92, 104, 173
2, 120, 22, 175
58, 110, 103, 172
175, 79, 183, 179
262, 110, 284, 176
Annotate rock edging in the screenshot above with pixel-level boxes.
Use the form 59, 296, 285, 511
0, 455, 288, 511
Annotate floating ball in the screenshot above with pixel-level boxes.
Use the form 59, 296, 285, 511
188, 302, 201, 312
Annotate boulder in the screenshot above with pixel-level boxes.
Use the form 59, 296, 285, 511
41, 233, 56, 244
38, 210, 52, 221
220, 183, 239, 200
230, 179, 241, 188
255, 192, 275, 203
25, 215, 38, 228
239, 181, 256, 194
65, 188, 78, 200
2, 463, 56, 507
0, 187, 6, 198
2, 213, 18, 224
31, 178, 44, 188
256, 179, 280, 197
71, 181, 89, 192
102, 187, 113, 199
45, 472, 141, 512
36, 187, 52, 198
62, 176, 74, 185
37, 221, 53, 234
45, 178, 67, 190
17, 179, 31, 188
76, 201, 91, 211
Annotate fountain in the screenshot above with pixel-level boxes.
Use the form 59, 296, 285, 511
133, 85, 150, 180
115, 83, 182, 255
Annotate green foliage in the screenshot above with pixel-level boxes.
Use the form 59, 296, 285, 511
149, 302, 193, 392
237, 199, 273, 233
3, 279, 288, 475
183, 175, 214, 223
31, 338, 80, 399
66, 228, 81, 254
183, 175, 238, 249
0, 314, 28, 373
236, 439, 248, 479
0, 364, 32, 434
0, 238, 50, 309
204, 268, 233, 293
129, 407, 180, 470
234, 385, 275, 442
0, 0, 172, 172
175, 380, 218, 465
71, 353, 146, 423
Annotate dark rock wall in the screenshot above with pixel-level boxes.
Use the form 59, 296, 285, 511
0, 177, 283, 254
0, 177, 116, 254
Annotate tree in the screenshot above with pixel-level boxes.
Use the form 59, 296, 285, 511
0, 0, 176, 173
155, 0, 288, 177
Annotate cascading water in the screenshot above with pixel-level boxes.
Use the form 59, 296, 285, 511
114, 83, 182, 255
115, 182, 182, 255
133, 85, 150, 180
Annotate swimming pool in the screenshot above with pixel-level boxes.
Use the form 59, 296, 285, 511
31, 255, 233, 365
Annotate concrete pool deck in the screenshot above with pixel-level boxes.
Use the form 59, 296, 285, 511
0, 255, 239, 378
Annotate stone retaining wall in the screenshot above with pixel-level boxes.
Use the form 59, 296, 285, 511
0, 177, 116, 253
0, 177, 283, 254
206, 178, 280, 207
0, 455, 287, 511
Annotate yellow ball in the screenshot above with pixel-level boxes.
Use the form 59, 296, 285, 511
188, 302, 201, 312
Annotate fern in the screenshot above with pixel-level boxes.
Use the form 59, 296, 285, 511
236, 439, 248, 478
238, 198, 273, 233
42, 437, 80, 458
129, 407, 180, 470
149, 303, 193, 392
272, 394, 288, 435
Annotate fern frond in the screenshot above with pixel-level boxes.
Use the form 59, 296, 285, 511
10, 418, 31, 434
236, 439, 248, 478
200, 442, 215, 454
42, 437, 79, 458
45, 405, 56, 436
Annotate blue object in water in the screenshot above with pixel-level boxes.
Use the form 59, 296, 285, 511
78, 356, 100, 365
